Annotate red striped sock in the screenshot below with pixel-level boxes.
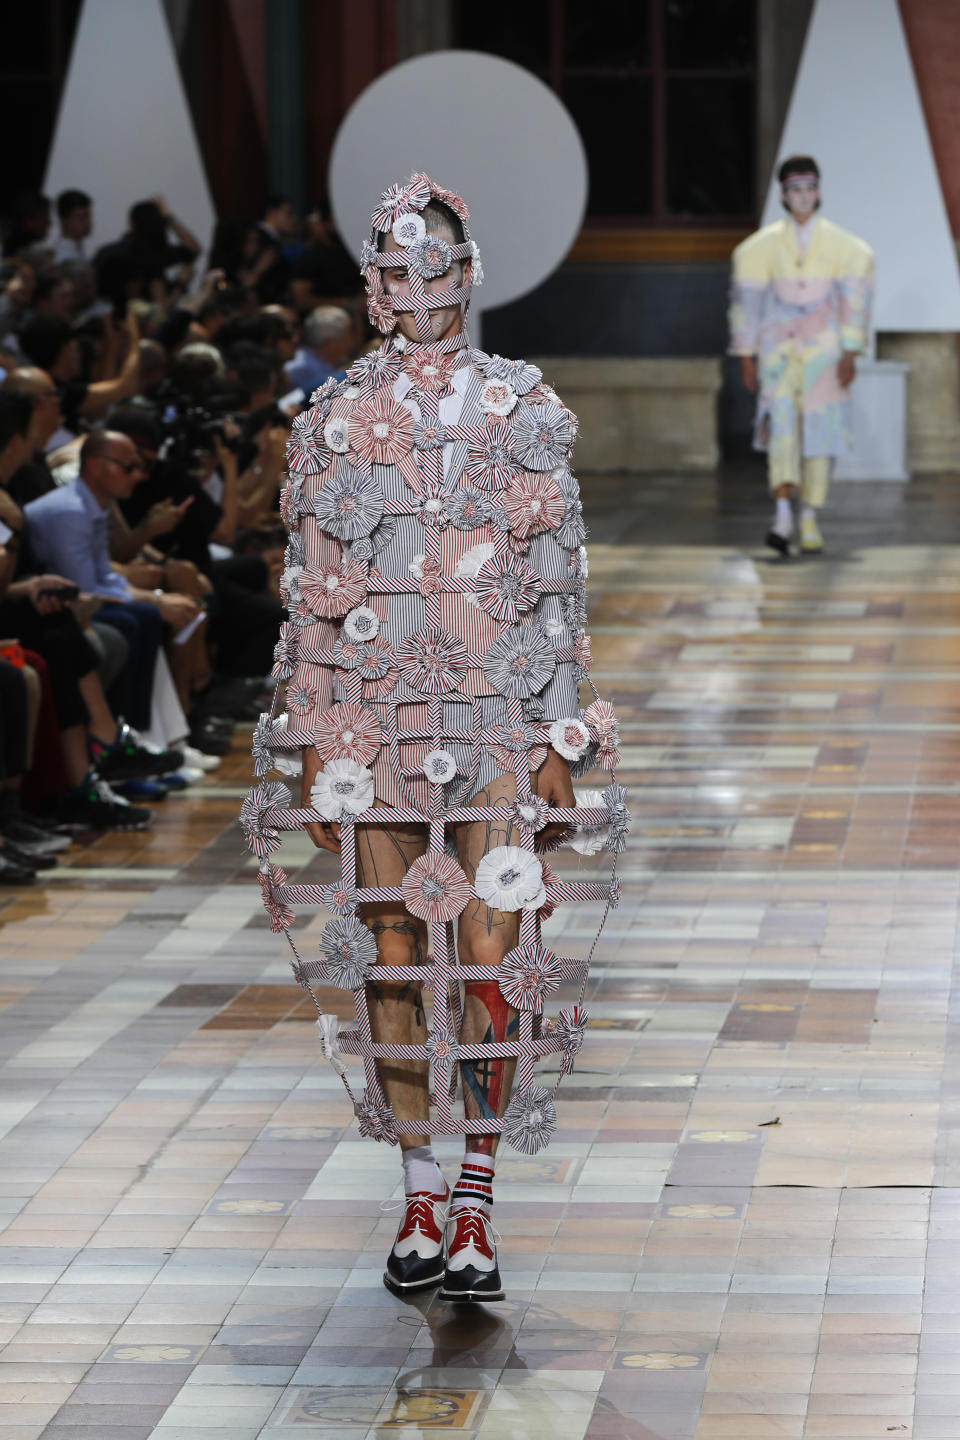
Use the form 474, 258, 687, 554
451, 1151, 494, 1214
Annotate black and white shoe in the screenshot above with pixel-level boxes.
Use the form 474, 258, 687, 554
439, 1207, 504, 1303
52, 776, 152, 832
765, 528, 791, 557
93, 722, 184, 782
0, 815, 71, 855
383, 1185, 450, 1295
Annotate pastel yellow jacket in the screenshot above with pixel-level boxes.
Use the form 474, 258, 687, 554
729, 216, 874, 458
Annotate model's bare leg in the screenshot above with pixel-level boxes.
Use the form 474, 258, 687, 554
441, 770, 521, 1301
455, 771, 522, 1157
355, 814, 431, 1149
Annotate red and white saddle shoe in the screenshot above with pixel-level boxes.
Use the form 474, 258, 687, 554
439, 1206, 504, 1302
383, 1184, 450, 1295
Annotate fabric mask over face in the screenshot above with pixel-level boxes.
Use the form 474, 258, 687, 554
360, 172, 484, 344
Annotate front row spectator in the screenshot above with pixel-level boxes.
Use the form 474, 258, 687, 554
283, 305, 352, 398
0, 392, 182, 853
23, 432, 203, 731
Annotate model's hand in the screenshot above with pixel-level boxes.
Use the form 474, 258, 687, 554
740, 355, 758, 393
302, 746, 341, 853
533, 748, 575, 844
837, 351, 856, 389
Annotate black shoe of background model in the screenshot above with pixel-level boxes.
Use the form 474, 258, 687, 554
0, 815, 71, 855
53, 776, 152, 832
0, 848, 37, 885
93, 723, 184, 781
765, 528, 791, 556
0, 833, 57, 870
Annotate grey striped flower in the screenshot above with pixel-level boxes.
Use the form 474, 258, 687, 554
503, 1084, 558, 1155
319, 915, 377, 989
482, 624, 557, 699
313, 465, 384, 541
511, 402, 576, 472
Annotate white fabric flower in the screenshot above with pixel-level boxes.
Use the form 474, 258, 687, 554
474, 846, 545, 912
394, 333, 407, 351
549, 717, 590, 761
422, 749, 457, 784
577, 545, 589, 578
480, 379, 517, 417
343, 605, 380, 643
469, 239, 484, 286
342, 384, 361, 400
323, 416, 350, 453
392, 212, 426, 247
310, 759, 375, 820
570, 788, 611, 856
455, 542, 496, 580
543, 616, 568, 638
408, 554, 426, 581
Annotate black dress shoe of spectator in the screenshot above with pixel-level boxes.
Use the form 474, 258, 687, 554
54, 776, 152, 832
92, 723, 185, 782
0, 831, 57, 870
189, 724, 232, 757
0, 848, 36, 885
0, 815, 71, 855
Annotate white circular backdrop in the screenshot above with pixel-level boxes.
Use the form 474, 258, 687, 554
329, 50, 588, 312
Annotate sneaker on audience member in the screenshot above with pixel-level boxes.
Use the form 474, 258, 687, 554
179, 744, 220, 773
52, 774, 152, 832
0, 846, 36, 885
91, 722, 184, 782
0, 831, 57, 870
0, 814, 71, 855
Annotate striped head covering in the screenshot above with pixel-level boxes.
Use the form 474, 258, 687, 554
360, 172, 483, 342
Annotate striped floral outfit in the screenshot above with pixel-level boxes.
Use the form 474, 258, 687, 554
243, 173, 627, 1155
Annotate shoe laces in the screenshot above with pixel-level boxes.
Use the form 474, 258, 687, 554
381, 1192, 450, 1230
91, 777, 131, 807
447, 1205, 501, 1247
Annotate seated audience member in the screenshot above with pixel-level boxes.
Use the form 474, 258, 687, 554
94, 197, 201, 309
254, 195, 297, 303
23, 431, 200, 730
0, 393, 160, 831
33, 272, 75, 321
209, 218, 274, 295
18, 309, 142, 443
283, 304, 352, 397
209, 522, 285, 679
3, 367, 62, 503
3, 193, 52, 259
290, 201, 363, 312
0, 657, 55, 883
53, 190, 93, 264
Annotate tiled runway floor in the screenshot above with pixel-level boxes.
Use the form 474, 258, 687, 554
2, 471, 960, 1438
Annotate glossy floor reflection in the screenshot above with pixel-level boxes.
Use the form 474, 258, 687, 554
1, 471, 958, 1438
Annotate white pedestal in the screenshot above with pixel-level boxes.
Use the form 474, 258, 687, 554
832, 358, 911, 481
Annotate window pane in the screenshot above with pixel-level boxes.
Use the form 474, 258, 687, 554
666, 77, 754, 215
665, 0, 755, 69
563, 2, 650, 67
564, 76, 652, 217
456, 1, 551, 73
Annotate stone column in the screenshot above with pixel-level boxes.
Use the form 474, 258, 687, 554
876, 332, 960, 473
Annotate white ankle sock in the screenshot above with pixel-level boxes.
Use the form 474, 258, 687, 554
402, 1144, 445, 1196
451, 1151, 495, 1216
773, 497, 793, 537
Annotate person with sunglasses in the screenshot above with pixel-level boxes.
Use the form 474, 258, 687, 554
23, 431, 201, 745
